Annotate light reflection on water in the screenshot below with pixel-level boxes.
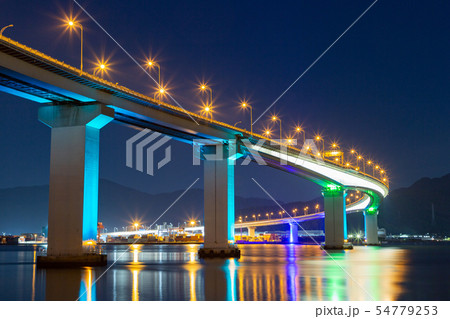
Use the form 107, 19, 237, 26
1, 244, 449, 301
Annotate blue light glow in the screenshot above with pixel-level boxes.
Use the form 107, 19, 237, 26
82, 126, 100, 241
0, 85, 51, 103
227, 157, 235, 242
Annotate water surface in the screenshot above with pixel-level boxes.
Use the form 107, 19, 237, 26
0, 244, 449, 301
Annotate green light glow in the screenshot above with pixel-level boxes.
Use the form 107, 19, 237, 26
325, 184, 341, 191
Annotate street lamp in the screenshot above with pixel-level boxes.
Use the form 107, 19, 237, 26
252, 214, 256, 221
294, 125, 305, 145
201, 104, 213, 121
304, 206, 309, 215
271, 115, 282, 140
315, 135, 324, 154
94, 60, 110, 77
263, 128, 272, 138
134, 223, 139, 232
349, 149, 366, 173
155, 86, 167, 102
315, 204, 319, 213
240, 101, 253, 135
0, 24, 13, 38
146, 59, 163, 97
66, 20, 83, 75
199, 83, 213, 106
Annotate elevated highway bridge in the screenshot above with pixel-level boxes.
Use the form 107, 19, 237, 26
0, 36, 388, 264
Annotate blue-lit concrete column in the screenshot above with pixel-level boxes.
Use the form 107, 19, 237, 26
364, 210, 379, 245
289, 223, 299, 243
322, 186, 350, 249
198, 142, 240, 258
39, 104, 114, 257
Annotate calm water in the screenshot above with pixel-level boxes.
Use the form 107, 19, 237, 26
0, 244, 449, 301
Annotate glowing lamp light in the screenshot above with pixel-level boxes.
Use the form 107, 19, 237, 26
204, 106, 211, 112
68, 21, 74, 26
100, 64, 106, 69
159, 88, 165, 94
326, 184, 340, 191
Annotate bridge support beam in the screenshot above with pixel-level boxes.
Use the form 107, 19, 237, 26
322, 187, 352, 250
364, 211, 379, 245
247, 226, 256, 238
37, 104, 113, 266
198, 143, 240, 258
289, 223, 299, 243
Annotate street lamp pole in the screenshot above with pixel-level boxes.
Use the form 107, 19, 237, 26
0, 24, 13, 38
295, 126, 305, 145
67, 21, 83, 75
271, 116, 282, 140
241, 102, 253, 136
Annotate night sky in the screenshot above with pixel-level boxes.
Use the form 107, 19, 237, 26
0, 1, 449, 204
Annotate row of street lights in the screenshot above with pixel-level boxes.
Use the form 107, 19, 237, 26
237, 191, 364, 223
60, 18, 388, 185
238, 204, 321, 222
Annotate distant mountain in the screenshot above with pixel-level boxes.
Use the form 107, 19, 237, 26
0, 179, 278, 234
379, 173, 450, 235
1, 174, 449, 236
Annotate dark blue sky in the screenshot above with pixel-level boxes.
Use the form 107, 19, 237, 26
0, 0, 449, 202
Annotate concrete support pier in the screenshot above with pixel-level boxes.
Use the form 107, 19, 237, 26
247, 226, 256, 238
37, 104, 113, 267
322, 186, 353, 250
289, 223, 299, 243
198, 143, 240, 258
364, 211, 379, 245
